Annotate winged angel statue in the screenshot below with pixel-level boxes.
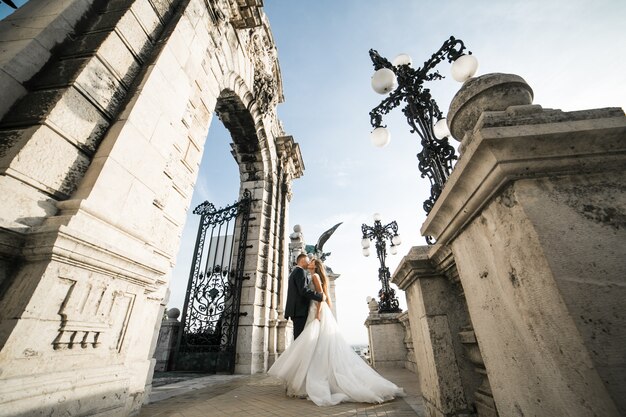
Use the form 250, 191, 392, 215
305, 222, 342, 261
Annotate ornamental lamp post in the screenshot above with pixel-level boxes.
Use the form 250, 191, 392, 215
361, 213, 402, 314
368, 37, 478, 226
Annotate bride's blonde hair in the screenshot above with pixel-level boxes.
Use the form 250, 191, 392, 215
312, 259, 331, 307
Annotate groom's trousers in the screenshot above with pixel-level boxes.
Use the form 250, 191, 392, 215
293, 316, 307, 339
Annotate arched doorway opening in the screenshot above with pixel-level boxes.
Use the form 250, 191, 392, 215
167, 93, 257, 373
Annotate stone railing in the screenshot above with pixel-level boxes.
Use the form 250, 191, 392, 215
388, 73, 626, 417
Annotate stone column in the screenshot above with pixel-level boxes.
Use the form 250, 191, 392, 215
269, 182, 295, 360
365, 299, 407, 369
392, 246, 479, 417
235, 177, 272, 374
421, 73, 626, 417
267, 166, 292, 367
269, 137, 303, 362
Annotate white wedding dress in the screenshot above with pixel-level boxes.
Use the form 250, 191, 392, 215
268, 297, 405, 406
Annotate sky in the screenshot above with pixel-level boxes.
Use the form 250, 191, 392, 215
2, 1, 625, 345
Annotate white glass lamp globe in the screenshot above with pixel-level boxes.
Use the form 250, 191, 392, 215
392, 234, 402, 246
392, 53, 412, 67
451, 54, 479, 82
373, 213, 382, 222
362, 247, 370, 257
390, 245, 398, 255
371, 68, 397, 94
361, 238, 370, 249
370, 127, 390, 147
433, 118, 450, 139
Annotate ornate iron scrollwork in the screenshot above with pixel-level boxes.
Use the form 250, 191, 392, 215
361, 219, 401, 314
368, 37, 471, 243
174, 189, 252, 373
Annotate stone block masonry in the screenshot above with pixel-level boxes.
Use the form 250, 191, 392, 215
0, 0, 302, 415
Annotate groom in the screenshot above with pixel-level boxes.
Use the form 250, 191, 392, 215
285, 254, 324, 339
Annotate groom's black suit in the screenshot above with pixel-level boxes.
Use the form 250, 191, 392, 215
285, 265, 323, 339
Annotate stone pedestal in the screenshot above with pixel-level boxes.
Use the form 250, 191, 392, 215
153, 308, 181, 372
267, 317, 293, 368
365, 300, 407, 369
421, 73, 626, 417
392, 246, 479, 417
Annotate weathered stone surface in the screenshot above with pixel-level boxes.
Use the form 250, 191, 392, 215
447, 73, 533, 143
392, 245, 479, 417
422, 105, 626, 243
366, 311, 407, 368
0, 1, 296, 416
0, 0, 94, 118
422, 82, 625, 417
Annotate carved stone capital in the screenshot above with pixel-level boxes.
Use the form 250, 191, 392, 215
276, 135, 304, 180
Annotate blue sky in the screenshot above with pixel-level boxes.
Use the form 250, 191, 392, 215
3, 1, 625, 345
182, 0, 626, 344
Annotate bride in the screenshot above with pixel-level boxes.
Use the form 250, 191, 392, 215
268, 258, 405, 406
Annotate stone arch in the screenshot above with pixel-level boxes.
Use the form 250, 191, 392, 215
0, 0, 302, 415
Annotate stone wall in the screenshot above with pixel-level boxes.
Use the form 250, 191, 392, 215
412, 73, 626, 417
392, 246, 483, 417
0, 1, 300, 415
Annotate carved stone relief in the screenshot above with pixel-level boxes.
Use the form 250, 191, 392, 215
248, 29, 281, 115
53, 276, 135, 352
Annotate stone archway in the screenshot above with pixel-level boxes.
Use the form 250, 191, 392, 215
0, 0, 301, 415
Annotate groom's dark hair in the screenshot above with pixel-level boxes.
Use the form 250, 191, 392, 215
296, 253, 308, 263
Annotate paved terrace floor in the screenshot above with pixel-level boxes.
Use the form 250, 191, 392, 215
139, 367, 426, 417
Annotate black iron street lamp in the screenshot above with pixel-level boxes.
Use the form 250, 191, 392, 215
361, 213, 402, 314
368, 36, 477, 218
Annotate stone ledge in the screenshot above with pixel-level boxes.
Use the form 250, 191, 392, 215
391, 246, 437, 290
421, 108, 626, 244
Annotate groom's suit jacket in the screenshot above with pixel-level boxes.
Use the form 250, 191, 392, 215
285, 266, 323, 319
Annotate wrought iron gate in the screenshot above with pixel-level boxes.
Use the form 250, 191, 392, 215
173, 190, 252, 373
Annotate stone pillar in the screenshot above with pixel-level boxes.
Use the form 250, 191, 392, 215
421, 73, 626, 417
365, 299, 407, 369
153, 308, 182, 372
267, 138, 304, 366
392, 246, 479, 417
276, 318, 293, 355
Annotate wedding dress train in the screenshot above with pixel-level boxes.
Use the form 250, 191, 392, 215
268, 301, 405, 406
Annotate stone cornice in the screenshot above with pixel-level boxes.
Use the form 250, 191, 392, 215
276, 135, 304, 179
421, 106, 626, 245
21, 225, 166, 291
364, 311, 404, 325
391, 245, 440, 290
